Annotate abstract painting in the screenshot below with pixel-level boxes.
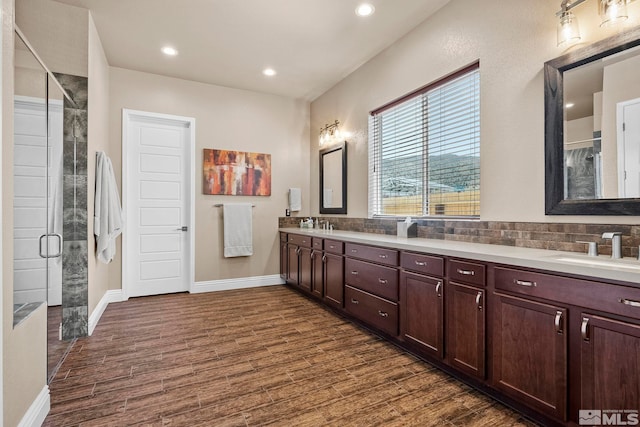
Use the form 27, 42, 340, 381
203, 149, 271, 196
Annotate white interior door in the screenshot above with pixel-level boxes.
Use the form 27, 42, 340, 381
13, 96, 63, 306
619, 99, 640, 198
123, 110, 195, 298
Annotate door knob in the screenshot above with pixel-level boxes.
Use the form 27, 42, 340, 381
176, 226, 188, 232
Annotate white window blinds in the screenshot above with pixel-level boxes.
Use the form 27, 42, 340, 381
368, 64, 480, 218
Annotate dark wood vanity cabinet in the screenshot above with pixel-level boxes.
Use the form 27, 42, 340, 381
281, 231, 640, 426
279, 233, 287, 279
493, 293, 567, 420
580, 314, 640, 413
399, 252, 445, 359
400, 271, 444, 358
445, 259, 486, 379
323, 240, 345, 309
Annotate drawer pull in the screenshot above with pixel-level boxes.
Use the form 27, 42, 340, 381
378, 310, 389, 318
554, 311, 564, 335
514, 279, 536, 287
296, 248, 301, 255
302, 240, 307, 244
475, 292, 483, 310
310, 250, 314, 259
379, 254, 388, 259
457, 269, 475, 276
378, 278, 388, 284
329, 245, 335, 249
322, 255, 327, 263
351, 249, 358, 253
415, 261, 427, 266
581, 317, 590, 341
435, 282, 442, 297
351, 271, 359, 276
350, 298, 359, 305
620, 298, 640, 308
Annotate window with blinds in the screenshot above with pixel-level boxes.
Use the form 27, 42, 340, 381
368, 64, 480, 218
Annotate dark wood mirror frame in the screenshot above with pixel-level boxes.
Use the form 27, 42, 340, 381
545, 25, 640, 215
319, 142, 347, 214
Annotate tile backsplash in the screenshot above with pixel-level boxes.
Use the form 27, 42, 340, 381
279, 217, 640, 258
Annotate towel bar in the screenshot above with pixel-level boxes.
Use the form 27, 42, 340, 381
214, 204, 255, 207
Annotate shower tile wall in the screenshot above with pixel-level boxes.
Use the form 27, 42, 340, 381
55, 73, 89, 340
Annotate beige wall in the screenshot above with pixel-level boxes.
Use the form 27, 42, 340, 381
15, 0, 87, 77
109, 67, 310, 284
3, 0, 48, 425
87, 14, 111, 314
310, 0, 640, 224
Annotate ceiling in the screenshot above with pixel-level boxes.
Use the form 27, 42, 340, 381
53, 0, 449, 101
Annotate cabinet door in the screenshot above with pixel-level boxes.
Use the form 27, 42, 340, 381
581, 314, 640, 414
286, 244, 299, 285
280, 240, 287, 280
493, 293, 567, 421
311, 250, 324, 298
298, 247, 312, 292
400, 271, 443, 359
324, 253, 344, 309
446, 282, 485, 379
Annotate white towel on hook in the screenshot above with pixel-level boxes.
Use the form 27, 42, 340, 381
289, 188, 302, 211
223, 203, 253, 258
94, 151, 123, 263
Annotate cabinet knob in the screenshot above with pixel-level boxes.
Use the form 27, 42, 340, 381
378, 311, 389, 318
475, 292, 483, 310
554, 311, 564, 335
581, 317, 590, 341
620, 298, 640, 308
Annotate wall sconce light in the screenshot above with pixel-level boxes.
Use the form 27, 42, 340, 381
319, 120, 341, 146
556, 0, 634, 46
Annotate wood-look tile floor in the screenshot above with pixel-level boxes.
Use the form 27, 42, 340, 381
44, 286, 539, 426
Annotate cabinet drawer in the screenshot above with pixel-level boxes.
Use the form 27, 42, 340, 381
324, 239, 344, 255
495, 267, 640, 321
401, 252, 444, 277
345, 285, 398, 336
345, 243, 398, 266
288, 234, 312, 248
448, 259, 486, 287
345, 258, 399, 301
312, 238, 323, 250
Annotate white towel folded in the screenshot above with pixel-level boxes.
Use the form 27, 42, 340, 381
289, 188, 302, 211
223, 203, 253, 258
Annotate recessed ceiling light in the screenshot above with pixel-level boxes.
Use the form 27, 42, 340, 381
263, 68, 276, 77
161, 46, 178, 56
356, 3, 375, 17
565, 102, 575, 108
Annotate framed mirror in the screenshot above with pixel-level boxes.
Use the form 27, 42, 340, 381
545, 26, 640, 215
319, 142, 347, 214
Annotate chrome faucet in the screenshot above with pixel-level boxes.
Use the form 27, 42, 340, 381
602, 232, 623, 259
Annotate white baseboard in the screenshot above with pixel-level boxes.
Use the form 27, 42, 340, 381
88, 290, 125, 336
191, 274, 284, 294
17, 385, 50, 427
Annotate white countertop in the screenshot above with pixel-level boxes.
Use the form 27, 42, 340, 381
280, 227, 640, 286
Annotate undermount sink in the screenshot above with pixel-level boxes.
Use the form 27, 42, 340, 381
550, 255, 640, 271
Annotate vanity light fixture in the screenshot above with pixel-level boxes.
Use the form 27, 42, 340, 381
263, 68, 276, 76
355, 3, 375, 17
161, 46, 178, 56
556, 0, 635, 46
599, 0, 628, 26
565, 102, 575, 108
319, 120, 341, 146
